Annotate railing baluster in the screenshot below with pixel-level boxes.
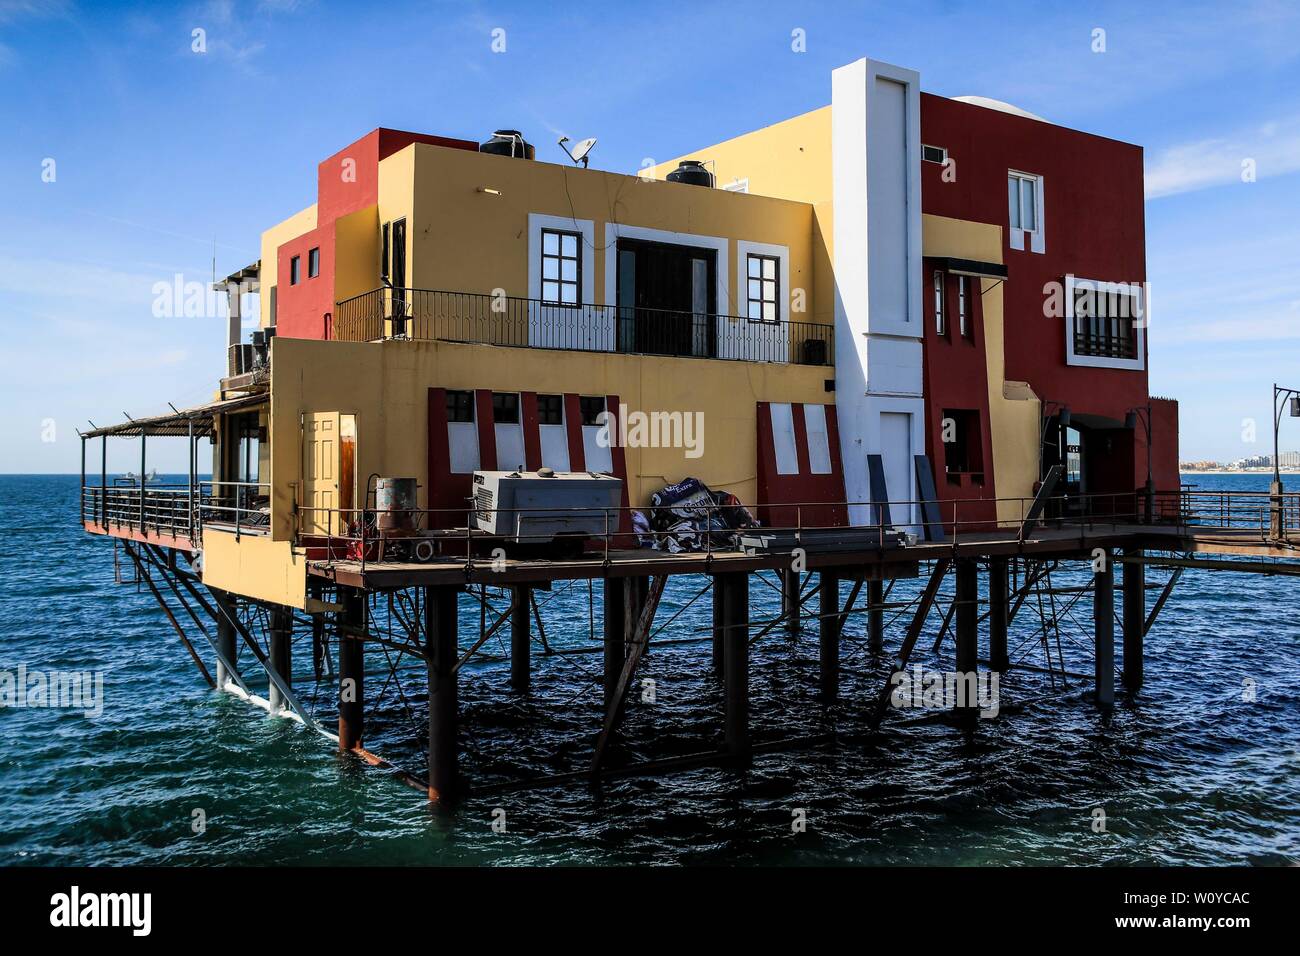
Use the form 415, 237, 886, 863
332, 286, 834, 366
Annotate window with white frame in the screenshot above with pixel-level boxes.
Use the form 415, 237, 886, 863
958, 275, 970, 338
933, 270, 946, 336
541, 229, 581, 305
746, 253, 780, 322
1008, 171, 1042, 234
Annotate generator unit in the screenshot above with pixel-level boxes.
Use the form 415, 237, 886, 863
472, 469, 623, 544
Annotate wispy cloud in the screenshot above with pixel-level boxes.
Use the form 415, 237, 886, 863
0, 254, 162, 307
1146, 116, 1300, 198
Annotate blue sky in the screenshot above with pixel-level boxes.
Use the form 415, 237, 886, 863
2, 0, 1298, 472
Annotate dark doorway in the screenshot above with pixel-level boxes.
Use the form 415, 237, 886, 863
615, 238, 716, 358
390, 218, 407, 332
1042, 414, 1136, 518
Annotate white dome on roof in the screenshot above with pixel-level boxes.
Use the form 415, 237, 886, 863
952, 95, 1047, 123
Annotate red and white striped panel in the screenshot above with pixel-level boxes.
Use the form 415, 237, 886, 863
756, 401, 847, 528
426, 388, 629, 530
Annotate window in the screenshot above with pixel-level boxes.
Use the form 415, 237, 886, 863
941, 409, 984, 480
537, 394, 563, 426
958, 275, 971, 339
541, 229, 581, 304
922, 144, 948, 164
933, 270, 946, 336
446, 390, 474, 423
381, 222, 390, 281
492, 392, 520, 424
1008, 171, 1041, 233
746, 254, 779, 322
290, 255, 300, 285
1072, 282, 1139, 359
308, 247, 320, 278
579, 396, 606, 426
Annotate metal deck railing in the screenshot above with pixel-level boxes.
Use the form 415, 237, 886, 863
331, 287, 834, 366
294, 486, 1300, 573
81, 480, 271, 544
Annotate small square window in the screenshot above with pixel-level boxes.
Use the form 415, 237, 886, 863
492, 392, 519, 424
308, 247, 320, 278
290, 256, 300, 285
537, 394, 563, 425
579, 396, 605, 426
922, 144, 948, 164
446, 390, 474, 423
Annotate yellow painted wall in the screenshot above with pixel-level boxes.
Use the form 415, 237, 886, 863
259, 204, 318, 328
334, 205, 380, 302
391, 142, 815, 324
377, 144, 415, 277
201, 527, 309, 609
266, 335, 833, 541
920, 214, 1041, 525
647, 107, 835, 326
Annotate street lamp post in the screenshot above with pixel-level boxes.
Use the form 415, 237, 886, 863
1270, 383, 1300, 538
1125, 403, 1154, 523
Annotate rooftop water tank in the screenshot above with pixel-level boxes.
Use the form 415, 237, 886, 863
479, 129, 535, 160
666, 160, 714, 187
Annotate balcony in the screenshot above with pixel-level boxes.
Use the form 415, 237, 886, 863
331, 288, 834, 366
1073, 315, 1138, 360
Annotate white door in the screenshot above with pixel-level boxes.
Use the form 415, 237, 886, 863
880, 412, 912, 528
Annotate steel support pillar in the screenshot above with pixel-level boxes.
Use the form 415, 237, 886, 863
988, 557, 1009, 674
955, 559, 979, 721
268, 606, 291, 715
818, 571, 840, 702
426, 585, 460, 805
718, 573, 750, 763
625, 576, 648, 657
1122, 550, 1144, 694
338, 587, 365, 750
782, 568, 801, 634
603, 577, 625, 708
711, 577, 725, 673
1094, 551, 1115, 708
214, 590, 239, 689
510, 584, 531, 692
867, 578, 884, 654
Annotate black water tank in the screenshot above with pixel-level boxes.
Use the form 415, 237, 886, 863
666, 160, 714, 187
479, 129, 535, 160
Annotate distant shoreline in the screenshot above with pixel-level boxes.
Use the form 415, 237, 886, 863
1181, 470, 1300, 476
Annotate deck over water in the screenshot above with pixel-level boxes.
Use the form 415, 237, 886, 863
308, 523, 1300, 590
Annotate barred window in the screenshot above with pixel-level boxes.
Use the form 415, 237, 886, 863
537, 394, 563, 425
446, 390, 474, 423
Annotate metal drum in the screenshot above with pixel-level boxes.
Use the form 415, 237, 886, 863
375, 477, 418, 533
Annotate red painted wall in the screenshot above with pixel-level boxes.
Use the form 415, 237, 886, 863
920, 93, 1179, 496
919, 261, 998, 531
275, 129, 476, 341
275, 224, 333, 339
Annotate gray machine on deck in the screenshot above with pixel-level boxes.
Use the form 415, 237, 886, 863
472, 469, 623, 545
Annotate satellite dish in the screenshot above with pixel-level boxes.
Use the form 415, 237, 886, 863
558, 135, 597, 168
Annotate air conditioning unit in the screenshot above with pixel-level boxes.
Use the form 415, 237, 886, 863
472, 469, 623, 544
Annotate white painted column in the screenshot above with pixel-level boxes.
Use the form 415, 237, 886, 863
831, 57, 926, 529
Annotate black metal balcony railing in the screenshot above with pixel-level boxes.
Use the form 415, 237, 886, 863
332, 288, 834, 366
1073, 315, 1138, 359
81, 481, 271, 543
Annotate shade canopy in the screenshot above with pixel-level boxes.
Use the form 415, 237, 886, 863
82, 393, 266, 439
